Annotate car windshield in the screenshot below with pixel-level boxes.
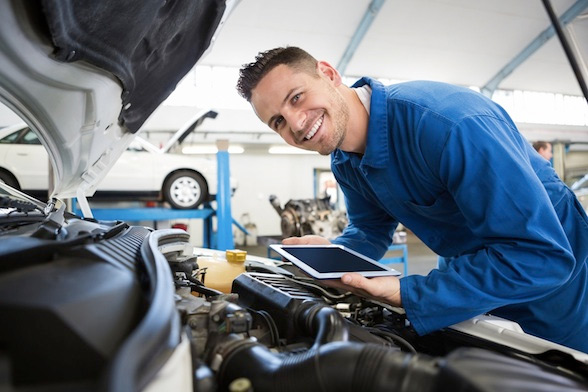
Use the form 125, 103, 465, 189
0, 127, 41, 145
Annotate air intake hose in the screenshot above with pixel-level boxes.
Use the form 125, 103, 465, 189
217, 340, 439, 392
215, 302, 440, 391
295, 301, 349, 348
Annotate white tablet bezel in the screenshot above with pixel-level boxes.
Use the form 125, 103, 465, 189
269, 244, 401, 279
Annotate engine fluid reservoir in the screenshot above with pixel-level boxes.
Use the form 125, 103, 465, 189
197, 250, 247, 293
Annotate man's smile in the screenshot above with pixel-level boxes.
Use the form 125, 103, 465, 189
304, 114, 324, 141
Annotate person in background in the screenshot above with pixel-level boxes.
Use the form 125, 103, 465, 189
236, 46, 588, 353
533, 141, 553, 161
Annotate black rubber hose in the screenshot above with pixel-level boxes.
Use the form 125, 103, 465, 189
295, 302, 349, 348
217, 340, 439, 392
215, 302, 439, 391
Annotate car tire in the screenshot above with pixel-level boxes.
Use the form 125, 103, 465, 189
163, 171, 208, 209
0, 170, 19, 189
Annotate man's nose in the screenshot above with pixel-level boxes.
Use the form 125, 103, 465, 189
284, 108, 305, 133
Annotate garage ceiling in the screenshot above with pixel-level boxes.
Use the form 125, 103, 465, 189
201, 0, 588, 98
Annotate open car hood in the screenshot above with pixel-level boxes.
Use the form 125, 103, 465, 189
0, 0, 236, 210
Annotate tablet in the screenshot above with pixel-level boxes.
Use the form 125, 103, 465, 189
269, 244, 401, 279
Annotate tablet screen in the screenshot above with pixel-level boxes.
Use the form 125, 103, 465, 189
270, 244, 400, 279
281, 246, 385, 273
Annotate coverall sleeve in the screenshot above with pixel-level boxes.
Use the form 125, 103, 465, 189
331, 174, 398, 260
400, 115, 577, 335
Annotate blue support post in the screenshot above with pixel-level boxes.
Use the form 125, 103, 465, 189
216, 140, 234, 250
203, 204, 213, 249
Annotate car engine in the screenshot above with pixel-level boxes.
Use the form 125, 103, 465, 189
180, 271, 588, 392
1, 192, 588, 391
269, 195, 348, 240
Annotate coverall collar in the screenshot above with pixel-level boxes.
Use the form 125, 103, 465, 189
332, 77, 390, 169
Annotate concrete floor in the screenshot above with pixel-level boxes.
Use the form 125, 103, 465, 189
240, 231, 439, 277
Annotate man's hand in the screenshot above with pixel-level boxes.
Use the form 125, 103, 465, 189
282, 235, 331, 245
280, 235, 402, 307
326, 273, 402, 307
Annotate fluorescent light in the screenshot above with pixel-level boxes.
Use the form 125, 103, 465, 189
228, 146, 245, 154
182, 145, 244, 154
268, 146, 317, 155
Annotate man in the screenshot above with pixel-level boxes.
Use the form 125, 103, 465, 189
236, 47, 588, 352
533, 141, 553, 161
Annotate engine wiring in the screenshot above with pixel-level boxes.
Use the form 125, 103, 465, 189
282, 275, 355, 302
246, 308, 283, 348
363, 326, 417, 354
170, 257, 225, 298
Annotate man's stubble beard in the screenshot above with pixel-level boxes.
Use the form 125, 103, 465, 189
318, 88, 350, 156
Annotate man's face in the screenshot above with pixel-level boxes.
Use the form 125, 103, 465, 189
540, 143, 553, 160
250, 63, 349, 156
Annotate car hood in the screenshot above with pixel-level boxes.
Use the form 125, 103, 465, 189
0, 0, 236, 212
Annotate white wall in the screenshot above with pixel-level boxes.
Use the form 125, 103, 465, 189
228, 152, 331, 236
0, 103, 22, 126
176, 150, 331, 247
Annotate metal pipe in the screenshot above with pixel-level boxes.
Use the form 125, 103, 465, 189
481, 0, 588, 97
337, 0, 387, 75
541, 0, 588, 104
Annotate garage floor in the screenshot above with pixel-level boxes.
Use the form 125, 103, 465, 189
240, 231, 439, 277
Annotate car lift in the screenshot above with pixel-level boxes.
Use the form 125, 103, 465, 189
74, 140, 244, 250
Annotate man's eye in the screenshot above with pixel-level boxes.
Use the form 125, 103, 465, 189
292, 93, 301, 103
274, 116, 284, 129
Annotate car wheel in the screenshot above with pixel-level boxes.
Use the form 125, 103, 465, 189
163, 171, 208, 209
0, 170, 19, 189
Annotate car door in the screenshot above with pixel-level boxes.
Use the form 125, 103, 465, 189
98, 148, 157, 192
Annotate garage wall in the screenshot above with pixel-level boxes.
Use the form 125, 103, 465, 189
225, 151, 331, 237
173, 150, 330, 247
0, 104, 22, 126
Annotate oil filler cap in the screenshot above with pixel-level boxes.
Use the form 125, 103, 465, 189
226, 249, 247, 263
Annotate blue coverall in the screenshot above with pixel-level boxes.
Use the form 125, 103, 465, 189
331, 78, 588, 352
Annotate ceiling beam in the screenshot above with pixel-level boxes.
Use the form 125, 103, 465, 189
481, 0, 588, 97
337, 0, 386, 75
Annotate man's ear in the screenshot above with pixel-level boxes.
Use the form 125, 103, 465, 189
317, 61, 342, 86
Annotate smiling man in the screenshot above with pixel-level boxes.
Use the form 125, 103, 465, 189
247, 56, 360, 156
236, 46, 588, 352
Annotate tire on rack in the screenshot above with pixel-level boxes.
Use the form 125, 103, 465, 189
0, 169, 19, 189
162, 170, 208, 209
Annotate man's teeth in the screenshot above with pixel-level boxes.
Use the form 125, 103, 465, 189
305, 115, 323, 140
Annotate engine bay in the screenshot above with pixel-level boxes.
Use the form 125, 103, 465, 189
1, 197, 588, 391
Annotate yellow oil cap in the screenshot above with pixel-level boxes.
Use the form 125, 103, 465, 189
226, 249, 247, 263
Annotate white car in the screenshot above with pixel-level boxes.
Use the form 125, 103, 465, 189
0, 112, 236, 209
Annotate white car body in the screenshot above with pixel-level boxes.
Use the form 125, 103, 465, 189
0, 118, 236, 209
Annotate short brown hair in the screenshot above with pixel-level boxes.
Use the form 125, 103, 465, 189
236, 47, 318, 101
533, 141, 551, 152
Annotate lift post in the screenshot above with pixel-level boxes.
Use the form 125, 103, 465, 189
215, 139, 234, 250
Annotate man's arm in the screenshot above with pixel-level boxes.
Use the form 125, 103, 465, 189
329, 173, 398, 260
401, 115, 576, 336
330, 115, 577, 338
